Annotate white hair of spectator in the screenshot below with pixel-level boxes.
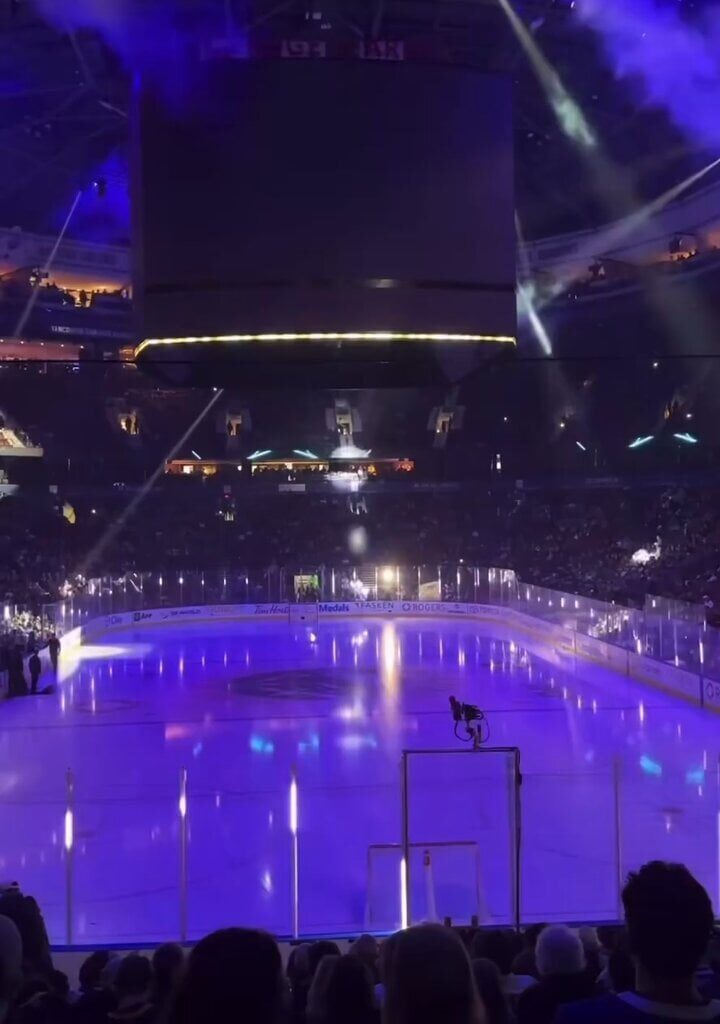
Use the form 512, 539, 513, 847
535, 925, 586, 977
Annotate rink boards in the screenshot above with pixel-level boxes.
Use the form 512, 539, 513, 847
64, 599, 711, 710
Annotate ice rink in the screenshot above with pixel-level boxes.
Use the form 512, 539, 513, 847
0, 616, 717, 944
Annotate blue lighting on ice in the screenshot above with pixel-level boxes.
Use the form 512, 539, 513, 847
639, 755, 662, 777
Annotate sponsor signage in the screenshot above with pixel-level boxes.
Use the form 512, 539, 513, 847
704, 678, 720, 709
627, 652, 701, 703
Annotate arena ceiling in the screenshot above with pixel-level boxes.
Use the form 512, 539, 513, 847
0, 0, 717, 244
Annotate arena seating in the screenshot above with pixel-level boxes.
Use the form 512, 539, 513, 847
1, 485, 719, 614
0, 861, 716, 1024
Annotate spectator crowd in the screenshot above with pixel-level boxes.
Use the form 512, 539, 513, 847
1, 861, 720, 1024
2, 484, 720, 619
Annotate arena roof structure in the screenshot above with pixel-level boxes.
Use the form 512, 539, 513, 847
0, 0, 718, 245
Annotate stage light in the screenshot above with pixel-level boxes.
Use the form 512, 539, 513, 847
381, 566, 395, 585
628, 435, 654, 449
292, 449, 319, 459
348, 525, 368, 555
136, 331, 516, 358
400, 856, 408, 929
248, 450, 272, 460
575, 441, 587, 451
673, 432, 698, 445
191, 449, 202, 459
289, 774, 298, 835
64, 809, 74, 851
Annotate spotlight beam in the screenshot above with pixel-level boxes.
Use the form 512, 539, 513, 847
517, 282, 553, 356
13, 190, 83, 339
535, 154, 720, 309
495, 0, 596, 149
516, 210, 553, 355
77, 388, 225, 576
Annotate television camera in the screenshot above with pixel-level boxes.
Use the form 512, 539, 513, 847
449, 695, 488, 750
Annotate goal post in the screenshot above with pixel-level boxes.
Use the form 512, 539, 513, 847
366, 841, 486, 932
401, 746, 522, 930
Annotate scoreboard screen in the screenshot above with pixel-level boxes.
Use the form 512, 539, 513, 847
134, 57, 516, 385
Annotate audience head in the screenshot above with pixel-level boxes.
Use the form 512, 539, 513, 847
0, 890, 51, 979
510, 924, 545, 978
378, 933, 399, 986
383, 924, 484, 1024
115, 954, 152, 1002
324, 954, 376, 1024
100, 955, 122, 990
306, 955, 340, 1022
535, 926, 585, 978
0, 915, 23, 1012
472, 931, 517, 976
287, 944, 311, 985
578, 925, 602, 979
622, 861, 714, 982
471, 959, 508, 1024
351, 934, 379, 976
308, 941, 342, 978
78, 951, 111, 993
523, 924, 546, 950
167, 928, 282, 1024
152, 943, 184, 1002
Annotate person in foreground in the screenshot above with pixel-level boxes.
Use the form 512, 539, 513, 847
516, 925, 595, 1024
383, 923, 485, 1024
166, 928, 282, 1024
555, 861, 719, 1024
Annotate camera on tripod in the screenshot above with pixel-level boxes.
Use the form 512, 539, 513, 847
449, 695, 487, 749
